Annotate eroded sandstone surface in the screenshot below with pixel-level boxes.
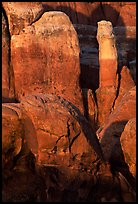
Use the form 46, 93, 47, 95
2, 2, 136, 202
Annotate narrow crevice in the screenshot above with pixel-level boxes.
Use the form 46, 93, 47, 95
91, 89, 98, 126
69, 129, 81, 151
111, 72, 121, 111
67, 120, 71, 153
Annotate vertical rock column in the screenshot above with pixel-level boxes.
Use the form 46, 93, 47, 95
96, 20, 118, 126
11, 11, 84, 113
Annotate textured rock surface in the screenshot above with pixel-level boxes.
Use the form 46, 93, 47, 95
117, 2, 136, 26
98, 86, 136, 162
96, 20, 118, 88
2, 2, 136, 202
11, 11, 84, 112
120, 118, 136, 178
96, 20, 118, 126
114, 66, 135, 109
2, 2, 44, 35
21, 94, 104, 165
2, 104, 23, 171
42, 2, 136, 91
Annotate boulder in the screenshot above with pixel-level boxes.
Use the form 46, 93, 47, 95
11, 11, 84, 112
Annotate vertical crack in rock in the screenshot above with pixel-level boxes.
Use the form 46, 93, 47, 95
111, 71, 121, 111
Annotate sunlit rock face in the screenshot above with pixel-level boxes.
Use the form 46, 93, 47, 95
11, 11, 84, 112
95, 20, 118, 126
2, 2, 45, 35
2, 2, 136, 202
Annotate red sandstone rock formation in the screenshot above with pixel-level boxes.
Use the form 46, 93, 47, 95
11, 11, 84, 112
96, 20, 118, 126
98, 86, 136, 162
114, 66, 135, 109
120, 118, 136, 178
2, 2, 136, 202
117, 2, 136, 26
2, 104, 23, 171
2, 2, 44, 35
21, 94, 104, 165
42, 2, 136, 27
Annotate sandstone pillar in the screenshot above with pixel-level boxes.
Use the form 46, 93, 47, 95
96, 20, 118, 126
97, 20, 118, 88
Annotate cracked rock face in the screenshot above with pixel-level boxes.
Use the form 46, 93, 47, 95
20, 94, 102, 166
